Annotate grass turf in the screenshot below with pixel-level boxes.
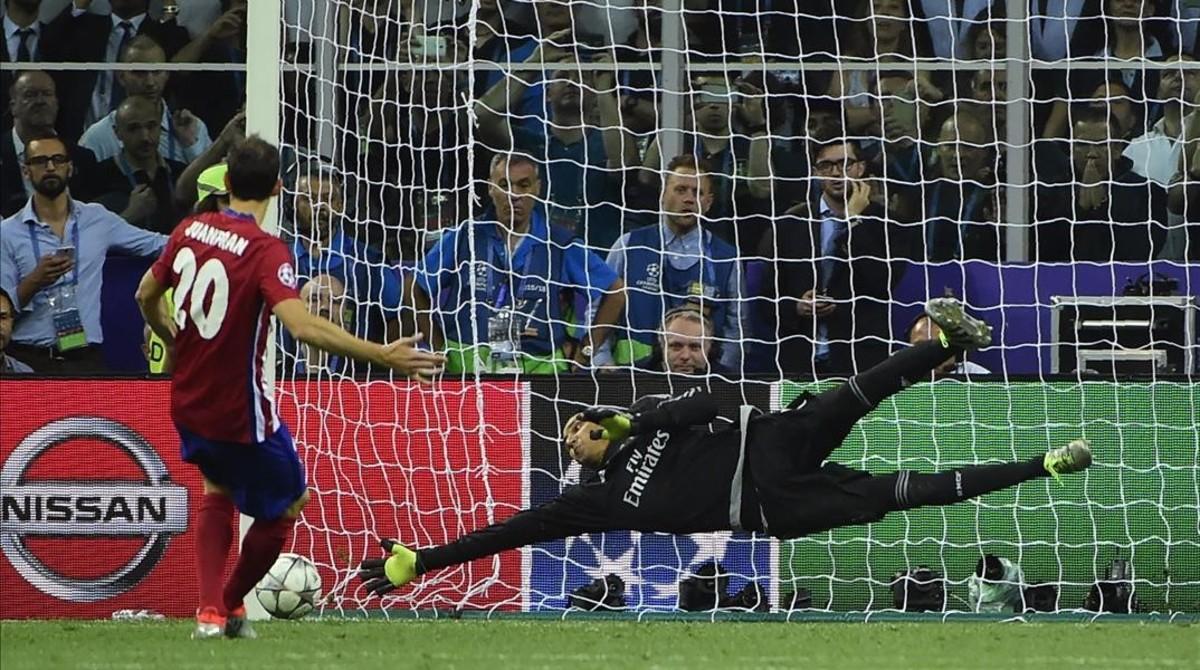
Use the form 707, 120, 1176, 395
1, 620, 1197, 670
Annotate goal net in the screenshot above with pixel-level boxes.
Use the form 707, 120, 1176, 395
269, 1, 1200, 616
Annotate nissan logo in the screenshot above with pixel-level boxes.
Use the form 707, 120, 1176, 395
0, 417, 188, 602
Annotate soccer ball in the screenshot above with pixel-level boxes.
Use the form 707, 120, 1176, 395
254, 553, 322, 619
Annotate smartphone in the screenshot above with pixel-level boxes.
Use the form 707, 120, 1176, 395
413, 35, 447, 58
55, 245, 75, 261
697, 83, 731, 104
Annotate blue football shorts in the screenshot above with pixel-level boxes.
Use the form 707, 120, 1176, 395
177, 423, 307, 520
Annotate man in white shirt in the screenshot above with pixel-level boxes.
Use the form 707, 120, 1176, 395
77, 33, 210, 164
1124, 55, 1197, 259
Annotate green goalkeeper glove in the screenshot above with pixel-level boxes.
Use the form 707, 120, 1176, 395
579, 407, 634, 442
359, 539, 417, 595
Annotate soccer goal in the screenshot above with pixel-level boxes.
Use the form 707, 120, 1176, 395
252, 0, 1200, 617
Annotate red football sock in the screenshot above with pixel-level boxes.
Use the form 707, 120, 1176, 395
222, 516, 295, 613
195, 493, 235, 615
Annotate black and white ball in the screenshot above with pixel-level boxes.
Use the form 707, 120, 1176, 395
254, 553, 322, 619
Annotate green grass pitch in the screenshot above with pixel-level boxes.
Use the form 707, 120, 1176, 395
1, 620, 1196, 670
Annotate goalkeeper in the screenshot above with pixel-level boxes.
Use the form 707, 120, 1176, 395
360, 299, 1092, 594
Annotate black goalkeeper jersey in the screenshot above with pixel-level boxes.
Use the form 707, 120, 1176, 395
418, 388, 764, 573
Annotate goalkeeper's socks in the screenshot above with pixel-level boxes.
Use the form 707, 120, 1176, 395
222, 515, 295, 613
849, 341, 964, 406
195, 493, 235, 615
892, 459, 1046, 510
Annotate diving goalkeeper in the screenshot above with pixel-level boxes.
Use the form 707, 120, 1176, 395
360, 299, 1092, 594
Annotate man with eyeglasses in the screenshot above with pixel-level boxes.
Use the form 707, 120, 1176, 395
0, 133, 166, 372
759, 134, 908, 378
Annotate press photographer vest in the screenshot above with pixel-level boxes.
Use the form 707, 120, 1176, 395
441, 211, 578, 358
615, 224, 737, 364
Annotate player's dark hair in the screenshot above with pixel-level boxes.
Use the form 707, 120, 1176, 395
226, 136, 280, 201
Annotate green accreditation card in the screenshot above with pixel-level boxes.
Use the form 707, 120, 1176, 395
53, 307, 87, 352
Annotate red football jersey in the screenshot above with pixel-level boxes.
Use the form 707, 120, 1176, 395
151, 210, 300, 444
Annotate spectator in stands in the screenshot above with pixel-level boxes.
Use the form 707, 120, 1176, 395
634, 304, 732, 377
472, 1, 574, 132
598, 155, 747, 372
350, 59, 471, 262
49, 0, 191, 141
871, 75, 938, 228
826, 0, 940, 138
2, 0, 68, 108
639, 77, 773, 233
78, 35, 212, 165
3, 71, 96, 217
170, 0, 246, 133
1126, 54, 1198, 258
968, 67, 1007, 131
924, 110, 1003, 261
1125, 55, 1197, 186
0, 133, 166, 373
1042, 0, 1167, 139
409, 153, 626, 374
288, 168, 402, 343
907, 312, 991, 377
0, 286, 33, 374
915, 0, 1002, 59
760, 134, 907, 378
294, 274, 351, 376
1034, 107, 1168, 261
78, 95, 187, 234
960, 3, 1006, 61
3, 0, 54, 63
475, 41, 637, 250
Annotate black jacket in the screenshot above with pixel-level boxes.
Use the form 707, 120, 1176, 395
758, 202, 908, 378
416, 390, 760, 574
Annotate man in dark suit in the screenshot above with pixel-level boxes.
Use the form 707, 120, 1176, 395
1, 0, 68, 114
758, 135, 908, 379
2, 70, 95, 217
47, 0, 190, 142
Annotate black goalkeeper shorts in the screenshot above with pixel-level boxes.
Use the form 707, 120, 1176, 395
744, 402, 888, 539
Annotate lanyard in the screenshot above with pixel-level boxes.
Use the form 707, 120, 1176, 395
27, 218, 80, 286
487, 213, 542, 309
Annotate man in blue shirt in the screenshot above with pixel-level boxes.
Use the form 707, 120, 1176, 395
0, 287, 33, 374
287, 168, 402, 343
410, 153, 626, 374
474, 41, 637, 251
598, 155, 748, 373
0, 133, 166, 372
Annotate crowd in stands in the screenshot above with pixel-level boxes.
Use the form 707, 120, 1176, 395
1, 0, 1197, 380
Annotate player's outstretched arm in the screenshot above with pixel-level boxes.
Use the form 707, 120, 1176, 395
359, 488, 610, 595
273, 299, 446, 383
135, 269, 177, 347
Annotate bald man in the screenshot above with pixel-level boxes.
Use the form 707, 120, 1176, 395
2, 71, 95, 216
81, 95, 188, 233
